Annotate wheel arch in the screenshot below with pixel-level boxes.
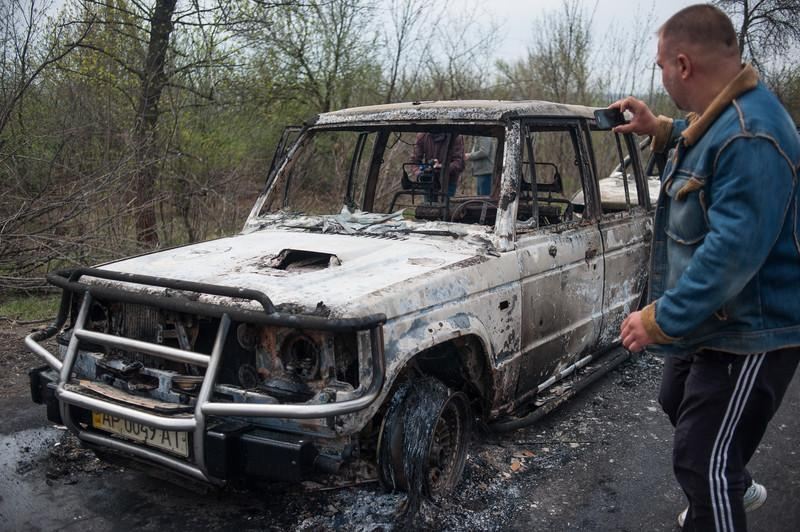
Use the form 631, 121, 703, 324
382, 313, 496, 419
411, 335, 493, 416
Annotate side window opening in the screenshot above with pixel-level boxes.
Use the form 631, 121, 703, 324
587, 128, 650, 215
518, 124, 587, 229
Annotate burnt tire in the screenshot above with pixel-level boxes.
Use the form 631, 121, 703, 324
377, 377, 471, 499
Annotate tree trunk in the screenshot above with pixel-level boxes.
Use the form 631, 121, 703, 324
133, 0, 177, 247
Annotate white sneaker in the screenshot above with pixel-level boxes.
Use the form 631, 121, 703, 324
677, 482, 767, 528
677, 506, 688, 528
742, 481, 767, 512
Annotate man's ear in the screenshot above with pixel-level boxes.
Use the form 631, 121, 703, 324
677, 53, 692, 80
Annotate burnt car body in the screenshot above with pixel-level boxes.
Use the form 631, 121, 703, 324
28, 100, 654, 494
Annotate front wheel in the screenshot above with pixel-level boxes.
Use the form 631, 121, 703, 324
377, 377, 471, 499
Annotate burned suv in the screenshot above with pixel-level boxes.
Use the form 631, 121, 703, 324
28, 100, 653, 495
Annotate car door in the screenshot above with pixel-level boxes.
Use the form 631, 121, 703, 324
513, 119, 605, 401
585, 125, 653, 347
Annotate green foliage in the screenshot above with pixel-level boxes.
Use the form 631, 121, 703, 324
712, 1, 800, 122
764, 64, 800, 124
2, 0, 796, 293
0, 294, 60, 321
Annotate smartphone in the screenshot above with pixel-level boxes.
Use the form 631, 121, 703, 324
594, 108, 627, 130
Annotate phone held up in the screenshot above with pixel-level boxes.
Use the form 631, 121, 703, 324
593, 108, 628, 130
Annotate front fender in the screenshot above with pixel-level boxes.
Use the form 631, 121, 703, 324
334, 311, 501, 435
389, 311, 494, 363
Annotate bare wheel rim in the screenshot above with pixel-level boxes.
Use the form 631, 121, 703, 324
426, 392, 469, 497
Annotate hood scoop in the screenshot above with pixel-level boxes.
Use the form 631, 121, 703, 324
267, 249, 341, 272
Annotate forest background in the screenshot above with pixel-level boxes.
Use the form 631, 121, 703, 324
1, 0, 798, 308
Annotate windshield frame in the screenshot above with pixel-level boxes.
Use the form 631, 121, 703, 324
246, 121, 508, 229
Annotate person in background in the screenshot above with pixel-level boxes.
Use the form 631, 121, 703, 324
614, 4, 800, 531
464, 136, 496, 195
410, 132, 464, 197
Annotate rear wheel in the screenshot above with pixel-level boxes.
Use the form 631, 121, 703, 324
377, 377, 471, 498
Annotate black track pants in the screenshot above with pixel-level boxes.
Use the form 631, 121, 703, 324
658, 347, 799, 532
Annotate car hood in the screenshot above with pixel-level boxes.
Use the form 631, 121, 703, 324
95, 227, 496, 318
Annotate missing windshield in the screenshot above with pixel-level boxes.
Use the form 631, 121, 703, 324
258, 125, 504, 226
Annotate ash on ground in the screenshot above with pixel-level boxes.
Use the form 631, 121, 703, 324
280, 353, 664, 531
45, 431, 114, 484
9, 350, 665, 532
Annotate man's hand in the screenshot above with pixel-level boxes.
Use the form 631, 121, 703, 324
621, 310, 654, 352
610, 96, 659, 137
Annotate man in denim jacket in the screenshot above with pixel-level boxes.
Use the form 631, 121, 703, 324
613, 5, 800, 531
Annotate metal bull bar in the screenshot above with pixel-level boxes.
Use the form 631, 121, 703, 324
26, 268, 386, 484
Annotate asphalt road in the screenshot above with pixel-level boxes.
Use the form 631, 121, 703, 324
1, 345, 798, 531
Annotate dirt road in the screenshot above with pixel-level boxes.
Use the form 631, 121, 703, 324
1, 323, 798, 531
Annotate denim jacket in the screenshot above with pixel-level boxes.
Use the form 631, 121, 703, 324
642, 65, 800, 355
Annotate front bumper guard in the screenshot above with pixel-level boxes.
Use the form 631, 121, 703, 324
26, 267, 386, 485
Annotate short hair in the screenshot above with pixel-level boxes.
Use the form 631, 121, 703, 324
659, 4, 739, 57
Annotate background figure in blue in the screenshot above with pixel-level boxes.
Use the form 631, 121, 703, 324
465, 136, 496, 196
411, 132, 464, 197
615, 4, 800, 531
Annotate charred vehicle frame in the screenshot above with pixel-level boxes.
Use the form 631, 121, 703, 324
28, 100, 655, 495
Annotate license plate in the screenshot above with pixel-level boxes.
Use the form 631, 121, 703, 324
92, 412, 190, 458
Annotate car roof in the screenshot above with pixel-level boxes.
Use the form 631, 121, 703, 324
313, 99, 597, 126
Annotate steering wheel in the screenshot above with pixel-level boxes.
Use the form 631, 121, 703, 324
450, 199, 498, 224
